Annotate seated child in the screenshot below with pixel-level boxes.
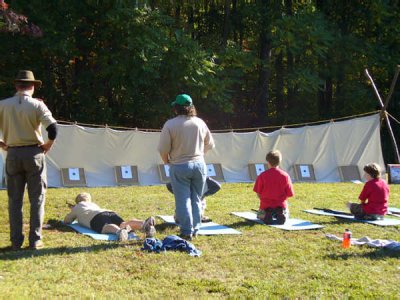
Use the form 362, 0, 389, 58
253, 150, 294, 225
167, 176, 221, 223
64, 192, 156, 241
347, 163, 389, 220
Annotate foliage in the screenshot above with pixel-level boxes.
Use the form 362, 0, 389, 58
0, 1, 399, 154
0, 0, 42, 36
0, 183, 399, 297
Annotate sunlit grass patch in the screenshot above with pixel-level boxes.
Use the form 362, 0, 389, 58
0, 183, 399, 297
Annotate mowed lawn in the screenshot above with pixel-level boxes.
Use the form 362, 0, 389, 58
0, 182, 399, 298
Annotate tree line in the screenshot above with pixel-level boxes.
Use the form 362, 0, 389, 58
0, 1, 399, 142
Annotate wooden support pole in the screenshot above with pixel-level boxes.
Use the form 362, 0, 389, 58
365, 67, 400, 163
383, 65, 400, 112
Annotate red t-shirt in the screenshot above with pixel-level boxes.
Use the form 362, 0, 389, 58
253, 167, 294, 209
358, 178, 389, 215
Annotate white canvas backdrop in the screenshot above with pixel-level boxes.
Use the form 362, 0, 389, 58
0, 113, 384, 187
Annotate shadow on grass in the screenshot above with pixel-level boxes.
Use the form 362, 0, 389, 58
224, 220, 259, 229
325, 248, 400, 260
0, 218, 146, 260
154, 222, 178, 233
0, 242, 137, 261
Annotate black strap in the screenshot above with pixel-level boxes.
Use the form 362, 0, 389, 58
46, 123, 58, 140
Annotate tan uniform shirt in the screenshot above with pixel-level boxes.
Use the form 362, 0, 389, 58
158, 115, 215, 164
0, 92, 56, 146
64, 202, 107, 229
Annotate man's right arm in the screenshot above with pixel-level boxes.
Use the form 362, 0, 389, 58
158, 125, 171, 163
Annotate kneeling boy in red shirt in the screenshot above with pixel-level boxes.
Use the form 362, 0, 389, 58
253, 150, 294, 225
347, 163, 389, 220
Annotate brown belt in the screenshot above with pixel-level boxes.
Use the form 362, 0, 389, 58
8, 144, 39, 148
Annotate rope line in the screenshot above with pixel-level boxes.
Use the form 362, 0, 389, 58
56, 110, 380, 133
387, 112, 400, 125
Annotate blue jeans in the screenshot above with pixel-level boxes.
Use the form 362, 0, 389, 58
170, 161, 207, 235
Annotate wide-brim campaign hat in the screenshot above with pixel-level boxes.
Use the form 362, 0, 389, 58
14, 70, 42, 88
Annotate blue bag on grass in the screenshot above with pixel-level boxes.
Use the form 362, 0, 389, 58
142, 235, 202, 257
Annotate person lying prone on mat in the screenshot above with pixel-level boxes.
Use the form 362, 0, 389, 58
64, 192, 156, 241
166, 176, 221, 223
253, 150, 294, 225
346, 163, 389, 220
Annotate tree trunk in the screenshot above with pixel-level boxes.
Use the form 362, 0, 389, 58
188, 0, 195, 39
275, 52, 285, 122
221, 0, 231, 49
232, 0, 237, 43
285, 0, 294, 117
255, 29, 271, 126
175, 0, 182, 26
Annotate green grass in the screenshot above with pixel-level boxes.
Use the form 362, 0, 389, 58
0, 183, 400, 298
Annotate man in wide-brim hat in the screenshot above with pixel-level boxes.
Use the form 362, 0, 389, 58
0, 69, 57, 251
14, 70, 42, 88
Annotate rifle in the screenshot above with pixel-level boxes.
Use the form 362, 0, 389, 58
313, 208, 353, 216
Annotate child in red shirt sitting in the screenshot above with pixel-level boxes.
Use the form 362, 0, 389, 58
253, 150, 294, 225
347, 163, 389, 220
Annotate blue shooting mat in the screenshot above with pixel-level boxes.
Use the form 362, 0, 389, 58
157, 215, 241, 235
304, 209, 400, 226
65, 221, 140, 241
231, 212, 324, 231
389, 207, 400, 214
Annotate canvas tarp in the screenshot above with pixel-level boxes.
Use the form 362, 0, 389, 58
0, 113, 384, 187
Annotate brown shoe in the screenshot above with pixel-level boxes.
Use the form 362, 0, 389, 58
141, 216, 156, 238
275, 207, 286, 225
11, 244, 22, 251
30, 240, 44, 250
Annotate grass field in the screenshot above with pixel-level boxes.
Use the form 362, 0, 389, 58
0, 182, 399, 298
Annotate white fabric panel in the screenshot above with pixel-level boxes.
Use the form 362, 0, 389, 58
47, 125, 162, 187
0, 113, 385, 187
332, 115, 384, 177
205, 131, 261, 182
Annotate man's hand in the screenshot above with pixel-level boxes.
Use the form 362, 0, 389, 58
160, 152, 170, 164
40, 140, 54, 154
0, 140, 8, 151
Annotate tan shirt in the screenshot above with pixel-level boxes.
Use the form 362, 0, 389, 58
64, 201, 107, 229
158, 115, 215, 164
0, 92, 56, 146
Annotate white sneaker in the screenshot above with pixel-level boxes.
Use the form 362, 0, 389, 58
117, 228, 129, 241
141, 216, 156, 238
